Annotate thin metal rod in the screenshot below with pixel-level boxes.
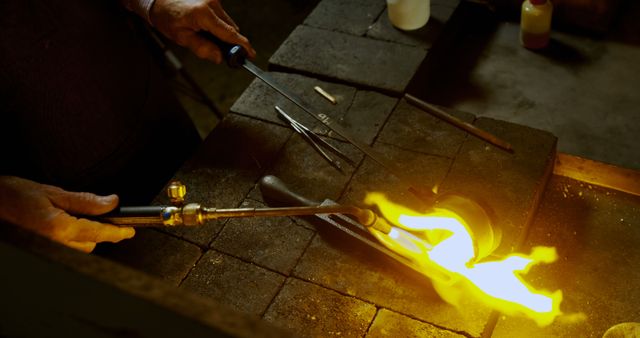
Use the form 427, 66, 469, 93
277, 106, 343, 170
404, 93, 513, 152
205, 205, 376, 226
276, 106, 356, 168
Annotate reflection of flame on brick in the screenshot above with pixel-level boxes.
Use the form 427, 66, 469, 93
365, 193, 563, 327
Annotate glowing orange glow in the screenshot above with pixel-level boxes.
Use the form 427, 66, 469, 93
365, 192, 563, 327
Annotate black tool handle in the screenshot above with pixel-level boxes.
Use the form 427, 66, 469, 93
96, 206, 167, 225
259, 175, 319, 207
105, 206, 166, 217
199, 32, 247, 68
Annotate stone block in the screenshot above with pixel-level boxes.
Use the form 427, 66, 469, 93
491, 176, 640, 337
180, 250, 285, 316
438, 117, 557, 255
95, 228, 201, 285
158, 114, 291, 246
293, 233, 492, 337
265, 133, 364, 204
211, 199, 315, 275
304, 0, 386, 36
269, 25, 427, 94
340, 142, 453, 212
340, 90, 398, 145
366, 309, 466, 337
376, 98, 474, 158
263, 278, 377, 337
367, 5, 456, 49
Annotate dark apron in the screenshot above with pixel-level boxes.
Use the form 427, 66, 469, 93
0, 0, 200, 204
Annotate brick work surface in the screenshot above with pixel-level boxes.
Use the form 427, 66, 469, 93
180, 250, 285, 316
96, 228, 201, 286
103, 0, 571, 336
263, 278, 377, 337
264, 133, 363, 203
141, 66, 556, 337
367, 5, 456, 49
269, 0, 463, 95
303, 0, 386, 36
211, 199, 314, 275
367, 309, 466, 337
269, 25, 427, 94
376, 99, 473, 158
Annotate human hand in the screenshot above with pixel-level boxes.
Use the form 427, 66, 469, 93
150, 0, 256, 63
0, 176, 135, 253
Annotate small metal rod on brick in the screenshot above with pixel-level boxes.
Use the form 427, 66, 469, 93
404, 93, 514, 152
313, 86, 337, 104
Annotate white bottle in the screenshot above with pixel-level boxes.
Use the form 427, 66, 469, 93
387, 0, 430, 31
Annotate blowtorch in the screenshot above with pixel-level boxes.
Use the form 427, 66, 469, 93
97, 180, 392, 234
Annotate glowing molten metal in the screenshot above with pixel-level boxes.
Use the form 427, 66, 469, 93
365, 193, 562, 327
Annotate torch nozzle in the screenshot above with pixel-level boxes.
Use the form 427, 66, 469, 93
350, 208, 391, 234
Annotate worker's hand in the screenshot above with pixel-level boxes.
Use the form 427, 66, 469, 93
0, 176, 135, 253
150, 0, 256, 63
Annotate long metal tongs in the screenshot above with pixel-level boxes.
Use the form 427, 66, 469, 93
275, 106, 356, 171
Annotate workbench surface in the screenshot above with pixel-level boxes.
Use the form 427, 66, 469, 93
95, 0, 640, 337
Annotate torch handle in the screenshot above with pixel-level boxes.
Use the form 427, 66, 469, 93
97, 206, 168, 225
199, 32, 248, 68
259, 175, 319, 207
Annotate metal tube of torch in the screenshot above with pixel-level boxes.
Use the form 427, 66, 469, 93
205, 205, 375, 225
100, 204, 391, 233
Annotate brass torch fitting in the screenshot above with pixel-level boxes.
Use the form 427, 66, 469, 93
160, 206, 182, 226
355, 208, 391, 234
159, 203, 206, 226
167, 180, 187, 205
182, 203, 206, 226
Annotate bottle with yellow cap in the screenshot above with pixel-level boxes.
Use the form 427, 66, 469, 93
520, 0, 553, 49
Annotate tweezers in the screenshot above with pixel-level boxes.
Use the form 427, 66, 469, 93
275, 105, 356, 171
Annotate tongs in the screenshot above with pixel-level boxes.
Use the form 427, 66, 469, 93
275, 106, 356, 171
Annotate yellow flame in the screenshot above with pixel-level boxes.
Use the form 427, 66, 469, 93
365, 193, 563, 327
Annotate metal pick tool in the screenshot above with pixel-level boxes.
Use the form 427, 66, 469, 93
275, 106, 356, 171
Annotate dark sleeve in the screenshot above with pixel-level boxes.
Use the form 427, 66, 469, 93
0, 0, 199, 203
